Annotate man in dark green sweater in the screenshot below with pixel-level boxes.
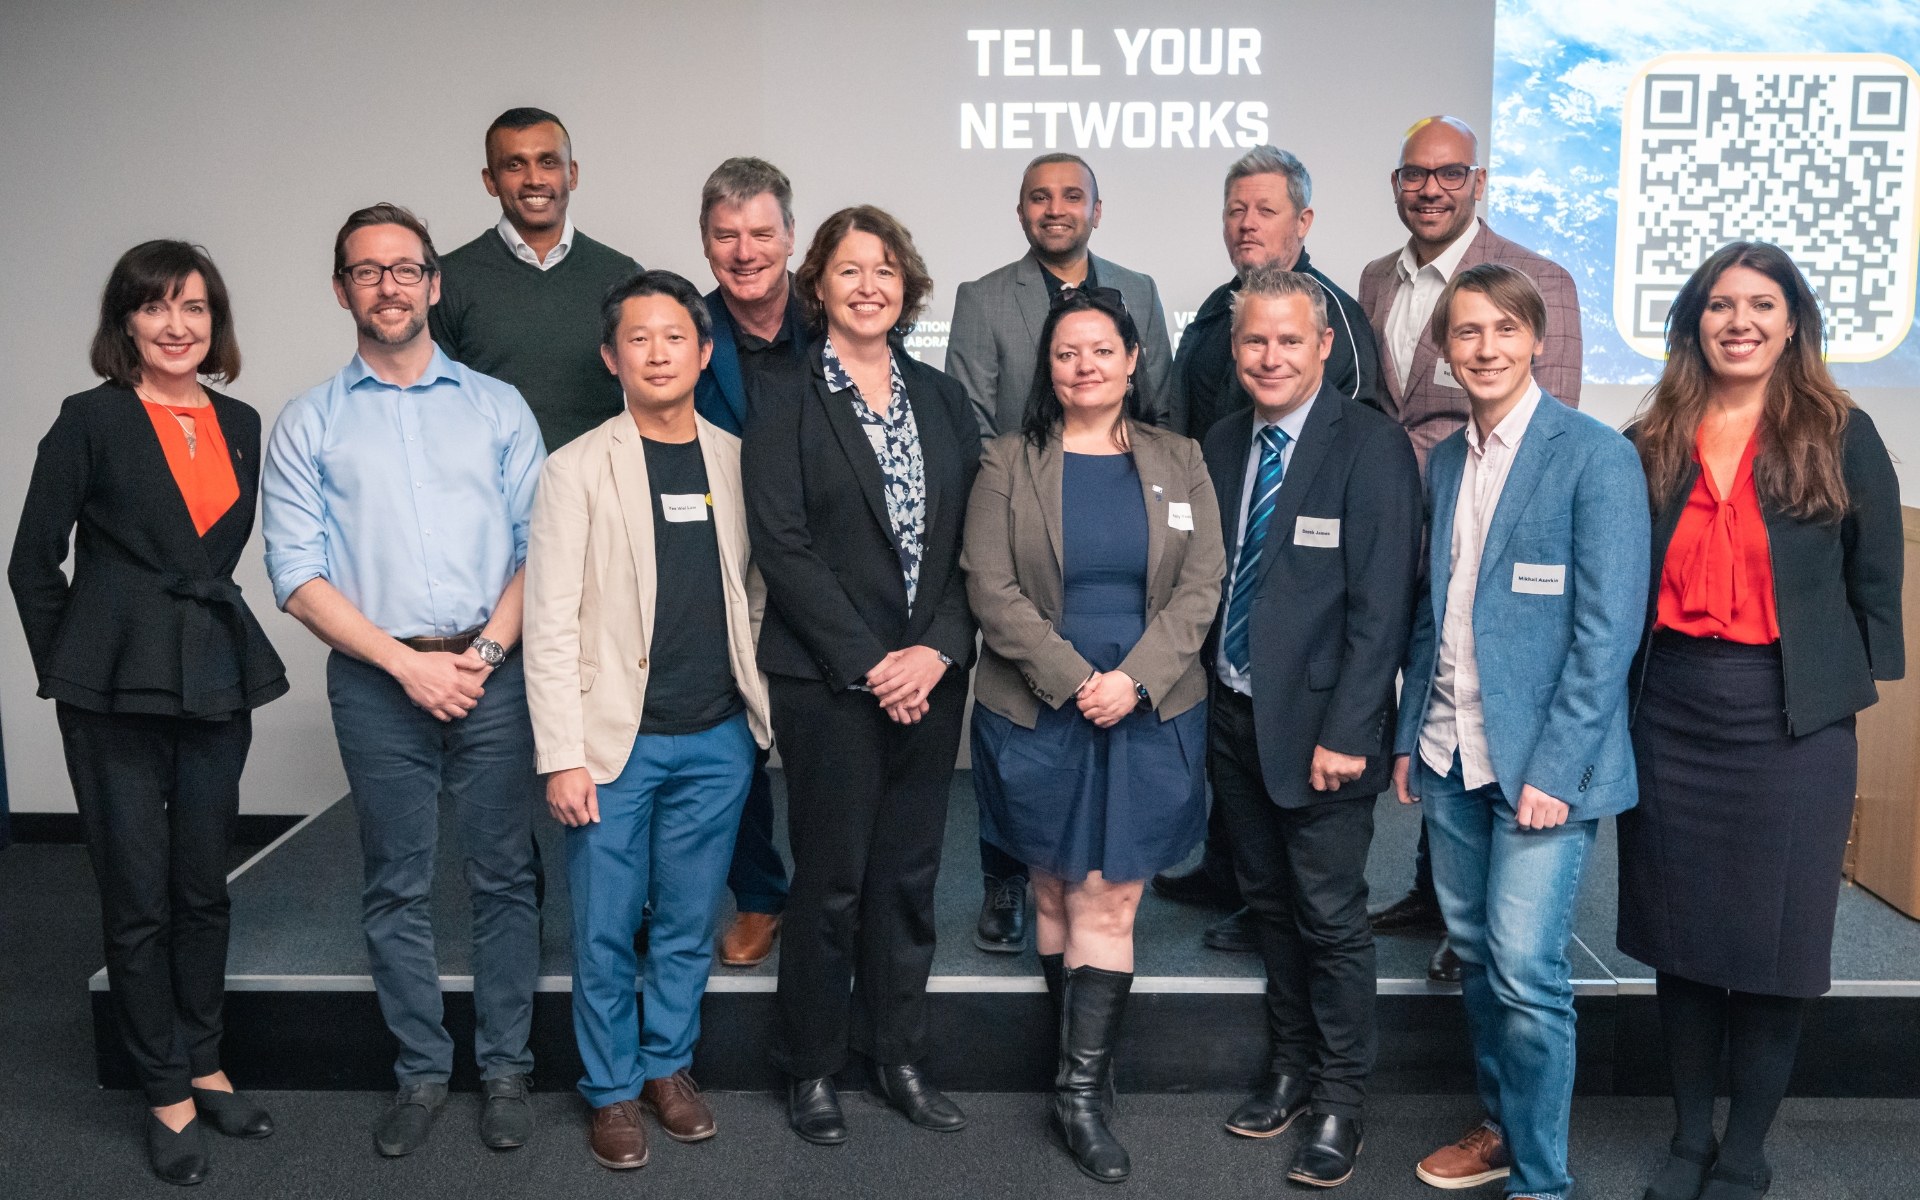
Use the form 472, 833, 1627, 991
431, 107, 642, 450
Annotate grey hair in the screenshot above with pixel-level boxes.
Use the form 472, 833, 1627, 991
699, 156, 794, 232
1223, 145, 1311, 213
1231, 266, 1329, 334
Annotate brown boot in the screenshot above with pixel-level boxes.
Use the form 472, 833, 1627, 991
641, 1068, 717, 1142
589, 1099, 648, 1170
720, 912, 781, 967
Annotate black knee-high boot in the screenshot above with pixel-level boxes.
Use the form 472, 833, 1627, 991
1054, 965, 1132, 1184
1041, 953, 1066, 1023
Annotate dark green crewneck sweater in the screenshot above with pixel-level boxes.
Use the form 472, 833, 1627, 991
429, 226, 641, 451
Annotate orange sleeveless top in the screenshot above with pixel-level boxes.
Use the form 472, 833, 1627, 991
141, 398, 240, 536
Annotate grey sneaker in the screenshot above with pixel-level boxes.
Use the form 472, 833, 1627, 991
480, 1073, 534, 1149
376, 1081, 448, 1157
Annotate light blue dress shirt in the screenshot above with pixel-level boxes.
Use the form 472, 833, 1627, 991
262, 347, 546, 639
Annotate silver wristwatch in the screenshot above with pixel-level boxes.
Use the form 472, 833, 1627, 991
471, 636, 507, 667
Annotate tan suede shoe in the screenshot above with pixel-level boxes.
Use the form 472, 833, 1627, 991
1415, 1121, 1511, 1189
641, 1069, 716, 1143
590, 1099, 648, 1170
720, 912, 781, 967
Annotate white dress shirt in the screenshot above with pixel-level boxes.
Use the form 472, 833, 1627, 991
1418, 381, 1542, 786
496, 213, 575, 270
1384, 227, 1475, 394
1216, 393, 1317, 697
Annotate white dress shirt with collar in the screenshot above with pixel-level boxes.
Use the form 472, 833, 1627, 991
1418, 380, 1543, 787
1216, 392, 1317, 697
1384, 226, 1476, 395
496, 214, 575, 271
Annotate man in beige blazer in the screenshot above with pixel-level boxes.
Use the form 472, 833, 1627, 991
523, 270, 771, 1171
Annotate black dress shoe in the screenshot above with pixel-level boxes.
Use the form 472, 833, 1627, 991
788, 1076, 848, 1146
191, 1087, 273, 1139
1428, 936, 1462, 983
375, 1082, 447, 1157
1368, 890, 1447, 935
1203, 907, 1259, 953
1644, 1136, 1716, 1200
479, 1072, 533, 1149
1287, 1113, 1363, 1188
868, 1062, 967, 1131
1224, 1070, 1311, 1137
146, 1112, 209, 1186
974, 874, 1028, 953
1150, 862, 1241, 911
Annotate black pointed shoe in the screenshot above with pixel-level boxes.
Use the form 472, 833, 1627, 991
1224, 1069, 1311, 1137
146, 1111, 210, 1186
1053, 965, 1133, 1184
1288, 1113, 1363, 1188
868, 1062, 967, 1131
191, 1087, 273, 1139
975, 874, 1029, 953
1643, 1136, 1716, 1200
788, 1076, 848, 1146
1699, 1160, 1771, 1200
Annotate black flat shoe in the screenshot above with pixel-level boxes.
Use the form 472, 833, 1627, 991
1224, 1070, 1311, 1137
788, 1076, 848, 1146
146, 1111, 209, 1186
1203, 907, 1259, 953
1644, 1137, 1716, 1200
1699, 1160, 1771, 1200
1287, 1113, 1363, 1188
868, 1062, 967, 1131
191, 1087, 273, 1139
974, 874, 1028, 953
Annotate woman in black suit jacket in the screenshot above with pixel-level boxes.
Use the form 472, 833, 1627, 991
743, 207, 980, 1146
1619, 241, 1903, 1200
8, 242, 287, 1186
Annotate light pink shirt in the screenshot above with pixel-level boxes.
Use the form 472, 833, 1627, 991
1418, 382, 1542, 787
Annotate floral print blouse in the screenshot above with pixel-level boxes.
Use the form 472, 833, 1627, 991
823, 336, 927, 607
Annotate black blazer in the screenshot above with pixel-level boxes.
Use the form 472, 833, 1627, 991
743, 339, 982, 688
1628, 409, 1904, 736
1201, 385, 1423, 807
8, 384, 288, 718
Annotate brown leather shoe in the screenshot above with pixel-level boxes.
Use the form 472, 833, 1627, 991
720, 912, 781, 967
589, 1099, 648, 1170
641, 1068, 716, 1143
1415, 1120, 1511, 1189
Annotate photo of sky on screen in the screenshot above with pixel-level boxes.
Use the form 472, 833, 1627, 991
1493, 2, 1920, 385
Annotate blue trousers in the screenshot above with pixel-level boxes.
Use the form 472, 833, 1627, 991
1419, 756, 1596, 1200
570, 712, 754, 1107
725, 751, 788, 914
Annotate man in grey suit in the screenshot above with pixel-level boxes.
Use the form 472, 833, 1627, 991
946, 152, 1177, 954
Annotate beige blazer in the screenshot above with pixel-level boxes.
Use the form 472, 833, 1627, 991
524, 411, 772, 783
962, 422, 1226, 729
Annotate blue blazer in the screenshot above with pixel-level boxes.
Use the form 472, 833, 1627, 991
693, 284, 807, 436
1394, 392, 1650, 819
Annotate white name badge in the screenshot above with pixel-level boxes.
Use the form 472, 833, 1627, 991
1434, 358, 1464, 390
1167, 501, 1194, 531
1512, 563, 1566, 594
1294, 516, 1341, 547
661, 493, 711, 523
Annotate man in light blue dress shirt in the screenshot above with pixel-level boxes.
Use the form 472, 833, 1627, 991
262, 204, 547, 1160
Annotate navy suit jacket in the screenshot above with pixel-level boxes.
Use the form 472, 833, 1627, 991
694, 284, 807, 436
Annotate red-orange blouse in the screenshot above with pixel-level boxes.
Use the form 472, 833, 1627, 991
1656, 430, 1780, 643
141, 399, 239, 536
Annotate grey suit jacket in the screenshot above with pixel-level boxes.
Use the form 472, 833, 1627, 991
961, 422, 1225, 729
946, 250, 1176, 440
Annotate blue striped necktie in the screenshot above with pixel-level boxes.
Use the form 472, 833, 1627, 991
1223, 425, 1290, 675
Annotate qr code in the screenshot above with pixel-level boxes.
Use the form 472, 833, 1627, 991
1614, 54, 1920, 362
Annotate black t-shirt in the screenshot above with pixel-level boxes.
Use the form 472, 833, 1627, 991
638, 437, 744, 736
727, 294, 801, 400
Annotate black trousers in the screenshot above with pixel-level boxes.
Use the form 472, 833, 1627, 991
56, 703, 252, 1107
770, 671, 965, 1080
1210, 686, 1377, 1117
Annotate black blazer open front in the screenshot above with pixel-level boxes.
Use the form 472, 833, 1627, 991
1628, 409, 1904, 735
1200, 386, 1423, 807
743, 338, 982, 688
8, 383, 289, 718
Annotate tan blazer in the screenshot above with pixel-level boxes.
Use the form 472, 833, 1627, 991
962, 422, 1226, 728
524, 411, 771, 783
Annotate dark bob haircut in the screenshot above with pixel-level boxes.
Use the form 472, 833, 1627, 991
332, 202, 440, 281
1022, 286, 1146, 451
91, 240, 241, 387
794, 205, 933, 337
600, 269, 713, 348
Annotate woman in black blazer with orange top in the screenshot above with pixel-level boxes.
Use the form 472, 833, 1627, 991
9, 242, 287, 1186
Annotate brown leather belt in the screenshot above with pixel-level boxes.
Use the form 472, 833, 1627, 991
401, 627, 483, 655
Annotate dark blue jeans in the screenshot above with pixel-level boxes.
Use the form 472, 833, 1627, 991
726, 750, 789, 914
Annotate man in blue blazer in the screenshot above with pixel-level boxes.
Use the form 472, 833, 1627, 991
1395, 264, 1648, 1200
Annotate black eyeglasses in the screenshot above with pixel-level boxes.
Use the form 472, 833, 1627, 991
1393, 163, 1479, 191
1051, 284, 1128, 312
339, 261, 435, 287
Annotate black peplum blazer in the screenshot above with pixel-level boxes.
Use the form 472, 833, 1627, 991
9, 383, 288, 718
742, 338, 982, 690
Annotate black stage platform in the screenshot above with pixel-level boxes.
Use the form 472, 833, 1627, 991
91, 773, 1920, 1096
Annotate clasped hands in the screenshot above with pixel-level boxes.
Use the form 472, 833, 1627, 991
867, 645, 949, 724
1391, 755, 1570, 829
392, 646, 494, 722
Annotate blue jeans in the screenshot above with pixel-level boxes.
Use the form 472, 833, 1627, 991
725, 751, 788, 914
1419, 756, 1596, 1200
327, 650, 541, 1086
570, 713, 754, 1107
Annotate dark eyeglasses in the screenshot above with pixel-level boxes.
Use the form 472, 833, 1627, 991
1050, 284, 1128, 312
339, 261, 436, 287
1393, 163, 1479, 191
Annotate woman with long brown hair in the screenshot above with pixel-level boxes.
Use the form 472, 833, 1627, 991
1619, 241, 1903, 1200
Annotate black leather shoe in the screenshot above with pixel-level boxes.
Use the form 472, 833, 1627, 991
1287, 1113, 1363, 1188
1699, 1160, 1771, 1199
1224, 1070, 1311, 1137
375, 1082, 447, 1157
869, 1062, 967, 1131
191, 1087, 273, 1139
974, 874, 1028, 953
1644, 1136, 1717, 1200
1203, 907, 1259, 953
1150, 861, 1241, 911
1428, 936, 1462, 983
1368, 890, 1447, 935
479, 1072, 533, 1149
788, 1076, 848, 1146
146, 1112, 209, 1186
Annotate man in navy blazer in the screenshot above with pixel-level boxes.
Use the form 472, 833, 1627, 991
1200, 267, 1422, 1187
1394, 264, 1648, 1199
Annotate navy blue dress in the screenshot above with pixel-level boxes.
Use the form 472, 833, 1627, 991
971, 452, 1208, 882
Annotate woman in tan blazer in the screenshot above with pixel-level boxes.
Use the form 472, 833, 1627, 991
961, 287, 1225, 1183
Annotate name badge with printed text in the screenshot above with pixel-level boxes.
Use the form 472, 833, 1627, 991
661, 493, 711, 523
1512, 563, 1565, 595
1294, 516, 1341, 547
1434, 358, 1463, 390
1167, 502, 1193, 531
